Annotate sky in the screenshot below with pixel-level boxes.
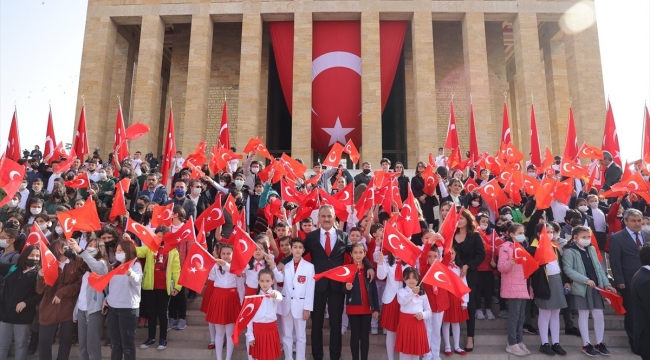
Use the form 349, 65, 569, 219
1, 0, 649, 164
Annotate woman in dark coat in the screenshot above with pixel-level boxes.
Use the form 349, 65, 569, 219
411, 162, 438, 227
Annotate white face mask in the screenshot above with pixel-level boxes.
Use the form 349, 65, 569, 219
642, 225, 650, 232
39, 223, 50, 232
85, 247, 98, 257
578, 205, 588, 212
20, 183, 27, 190
505, 214, 513, 221
115, 253, 126, 262
588, 202, 598, 209
30, 207, 42, 215
471, 201, 480, 207
577, 238, 591, 247
250, 167, 260, 174
0, 239, 9, 248
479, 224, 488, 231
234, 180, 244, 188
192, 187, 201, 195
9, 200, 19, 207
527, 172, 536, 177
55, 226, 63, 235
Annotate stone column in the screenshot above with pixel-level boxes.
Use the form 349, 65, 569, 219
541, 28, 570, 154
182, 15, 214, 154
105, 34, 131, 154
236, 14, 263, 154
462, 12, 492, 153
411, 12, 438, 162
361, 12, 383, 163
75, 17, 117, 156
131, 15, 165, 153
512, 12, 551, 157
291, 12, 313, 166
486, 22, 509, 153
165, 24, 190, 154
564, 24, 606, 148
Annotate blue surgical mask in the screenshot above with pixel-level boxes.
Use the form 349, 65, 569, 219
174, 189, 186, 197
514, 234, 526, 243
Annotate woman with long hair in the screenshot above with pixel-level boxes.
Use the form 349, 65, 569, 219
411, 161, 438, 227
0, 222, 27, 276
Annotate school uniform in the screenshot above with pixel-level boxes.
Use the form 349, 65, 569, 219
442, 263, 469, 323
244, 260, 283, 296
421, 262, 450, 360
246, 289, 283, 360
395, 287, 432, 356
376, 260, 409, 333
344, 264, 380, 360
206, 263, 242, 325
280, 258, 315, 360
371, 247, 388, 329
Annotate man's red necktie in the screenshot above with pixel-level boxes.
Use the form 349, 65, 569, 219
325, 232, 332, 256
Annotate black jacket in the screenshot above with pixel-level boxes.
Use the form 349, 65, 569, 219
631, 267, 650, 359
0, 267, 42, 324
454, 232, 486, 286
527, 245, 571, 300
353, 172, 372, 187
343, 266, 380, 312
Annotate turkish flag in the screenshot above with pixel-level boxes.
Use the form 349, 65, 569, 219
243, 137, 273, 161
318, 188, 350, 220
553, 178, 574, 205
124, 122, 150, 141
332, 181, 354, 207
534, 226, 557, 265
621, 161, 632, 182
322, 142, 345, 167
445, 101, 459, 149
503, 173, 523, 205
280, 153, 307, 178
56, 198, 102, 239
399, 186, 421, 237
503, 142, 524, 164
343, 139, 360, 164
5, 110, 21, 161
88, 259, 136, 292
53, 149, 76, 174
218, 100, 231, 149
380, 178, 402, 215
354, 184, 375, 221
583, 163, 599, 193
564, 108, 579, 161
529, 105, 542, 167
184, 141, 208, 168
421, 165, 439, 197
224, 194, 241, 225
264, 198, 284, 225
24, 223, 49, 250
43, 108, 57, 164
185, 161, 206, 179
195, 199, 226, 231
113, 105, 129, 163
294, 189, 320, 224
477, 179, 509, 212
610, 171, 649, 193
596, 287, 626, 315
179, 242, 216, 293
49, 142, 69, 164
208, 145, 221, 175
314, 264, 358, 283
73, 106, 89, 160
513, 241, 539, 279
237, 208, 247, 230
162, 218, 196, 252
643, 105, 650, 162
383, 222, 422, 267
464, 177, 479, 193
126, 218, 161, 252
502, 102, 512, 144
0, 155, 26, 208
280, 179, 306, 204
232, 296, 264, 346
151, 203, 174, 228
602, 100, 621, 166
535, 177, 557, 209
196, 219, 208, 248
560, 157, 588, 179
39, 237, 59, 286
160, 107, 176, 188
469, 104, 479, 163
447, 147, 462, 170
439, 206, 459, 265
522, 174, 540, 195
538, 147, 555, 175
498, 164, 521, 185
64, 172, 90, 189
421, 261, 470, 301
109, 182, 128, 221
229, 225, 257, 275
578, 143, 604, 160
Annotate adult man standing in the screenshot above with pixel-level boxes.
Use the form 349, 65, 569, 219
599, 151, 622, 192
630, 243, 650, 359
280, 205, 374, 360
137, 173, 169, 205
353, 162, 372, 187
609, 208, 649, 353
167, 180, 196, 220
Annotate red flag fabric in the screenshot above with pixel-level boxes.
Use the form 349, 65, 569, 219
468, 104, 479, 163
49, 142, 68, 164
294, 189, 321, 224
602, 100, 622, 166
513, 241, 539, 279
53, 149, 76, 174
264, 198, 284, 225
503, 142, 524, 164
477, 179, 509, 212
151, 203, 174, 228
560, 157, 588, 179
610, 171, 649, 193
503, 173, 523, 205
498, 164, 521, 185
5, 110, 21, 161
224, 194, 241, 225
280, 179, 306, 204
383, 222, 422, 267
596, 287, 625, 315
332, 182, 354, 207
280, 153, 307, 178
43, 108, 57, 164
354, 185, 375, 222
218, 100, 231, 149
421, 165, 439, 197
0, 155, 26, 208
73, 106, 89, 160
179, 242, 216, 293
522, 174, 540, 195
538, 147, 555, 175
229, 226, 257, 275
24, 223, 49, 250
621, 161, 632, 182
113, 105, 129, 163
318, 188, 350, 221
231, 296, 264, 346
343, 139, 360, 164
447, 147, 462, 170
464, 177, 479, 193
88, 259, 136, 292
564, 108, 579, 161
196, 219, 208, 248
124, 122, 150, 141
39, 237, 59, 286
535, 177, 557, 210
399, 186, 421, 237
195, 199, 226, 231
322, 142, 345, 167
126, 218, 161, 252
529, 104, 542, 167
444, 101, 459, 149
439, 206, 459, 265
578, 143, 604, 160
313, 264, 358, 283
421, 260, 471, 300
553, 178, 574, 205
534, 226, 557, 265
243, 137, 273, 161
184, 141, 208, 168
109, 182, 128, 221
502, 102, 512, 144
590, 231, 604, 262
64, 172, 90, 189
162, 218, 196, 252
56, 198, 102, 239
160, 107, 176, 188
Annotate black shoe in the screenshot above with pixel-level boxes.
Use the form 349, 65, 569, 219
565, 327, 581, 336
140, 338, 156, 349
595, 343, 610, 356
28, 331, 38, 355
539, 343, 555, 356
551, 343, 567, 356
523, 324, 538, 335
187, 292, 197, 300
582, 344, 600, 357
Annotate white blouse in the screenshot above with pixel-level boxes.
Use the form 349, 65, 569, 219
396, 287, 432, 319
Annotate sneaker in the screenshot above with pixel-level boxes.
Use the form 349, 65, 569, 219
383, 328, 388, 335
582, 344, 600, 357
492, 295, 500, 304
140, 339, 156, 349
475, 310, 485, 320
539, 343, 555, 356
595, 343, 610, 356
207, 343, 215, 349
565, 327, 581, 337
506, 344, 528, 356
551, 343, 567, 356
498, 310, 509, 319
168, 318, 177, 330
371, 327, 379, 335
175, 318, 187, 330
157, 339, 167, 350
523, 324, 538, 335
485, 309, 496, 320
341, 326, 347, 335
518, 343, 532, 355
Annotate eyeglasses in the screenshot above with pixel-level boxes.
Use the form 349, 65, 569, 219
417, 165, 425, 168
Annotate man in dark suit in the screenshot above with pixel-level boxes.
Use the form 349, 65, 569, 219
599, 151, 622, 203
280, 205, 375, 360
631, 243, 650, 358
609, 208, 649, 351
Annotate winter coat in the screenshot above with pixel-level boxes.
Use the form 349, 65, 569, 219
562, 243, 610, 298
37, 257, 84, 325
497, 241, 532, 299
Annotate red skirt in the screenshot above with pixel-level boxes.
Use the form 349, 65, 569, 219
442, 292, 469, 323
245, 285, 258, 297
205, 287, 241, 325
249, 322, 282, 360
379, 297, 400, 332
200, 280, 215, 313
395, 312, 430, 355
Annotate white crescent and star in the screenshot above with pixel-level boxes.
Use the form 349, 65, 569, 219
562, 163, 573, 174
9, 171, 21, 180
484, 184, 495, 197
190, 254, 205, 270
240, 238, 249, 253
337, 266, 351, 277
433, 271, 447, 283
503, 129, 511, 142
208, 208, 222, 221
340, 191, 350, 201
514, 248, 525, 259
323, 117, 354, 147
162, 209, 173, 221
629, 181, 639, 190
239, 303, 256, 322
64, 217, 74, 233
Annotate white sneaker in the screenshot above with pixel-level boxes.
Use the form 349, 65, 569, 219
371, 327, 379, 335
505, 344, 528, 356
475, 310, 485, 320
517, 343, 531, 355
485, 309, 496, 320
341, 326, 347, 335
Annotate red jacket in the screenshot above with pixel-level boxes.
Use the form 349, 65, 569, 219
605, 202, 623, 252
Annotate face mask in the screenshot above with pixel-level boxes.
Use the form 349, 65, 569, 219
578, 205, 588, 212
144, 211, 153, 219
31, 164, 38, 170
220, 181, 226, 187
362, 168, 371, 175
588, 202, 598, 209
505, 214, 513, 221
135, 203, 145, 211
174, 189, 186, 197
642, 225, 650, 232
0, 239, 8, 248
55, 226, 63, 235
32, 186, 41, 192
251, 167, 260, 174
558, 238, 568, 247
85, 247, 98, 257
115, 253, 126, 262
9, 200, 18, 207
99, 173, 107, 180
25, 258, 39, 267
577, 238, 591, 247
514, 234, 526, 243
39, 223, 50, 232
527, 172, 536, 177
235, 198, 244, 207
30, 207, 42, 215
234, 180, 244, 188
192, 187, 201, 196
479, 224, 488, 231
63, 247, 76, 259
471, 201, 480, 207
20, 183, 27, 189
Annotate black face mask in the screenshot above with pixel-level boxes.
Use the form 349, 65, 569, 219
63, 247, 76, 259
31, 164, 38, 169
135, 203, 145, 211
25, 259, 39, 267
144, 211, 153, 219
235, 198, 244, 208
362, 169, 371, 175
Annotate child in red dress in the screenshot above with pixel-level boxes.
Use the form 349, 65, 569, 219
246, 269, 283, 360
442, 245, 470, 356
395, 267, 432, 360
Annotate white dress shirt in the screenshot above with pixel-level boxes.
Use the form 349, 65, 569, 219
591, 208, 607, 232
377, 261, 409, 303
246, 289, 283, 343
209, 262, 239, 288
320, 228, 336, 253
396, 287, 432, 319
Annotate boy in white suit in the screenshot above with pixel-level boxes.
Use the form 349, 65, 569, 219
280, 238, 315, 360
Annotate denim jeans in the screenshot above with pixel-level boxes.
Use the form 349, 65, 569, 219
107, 307, 138, 360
